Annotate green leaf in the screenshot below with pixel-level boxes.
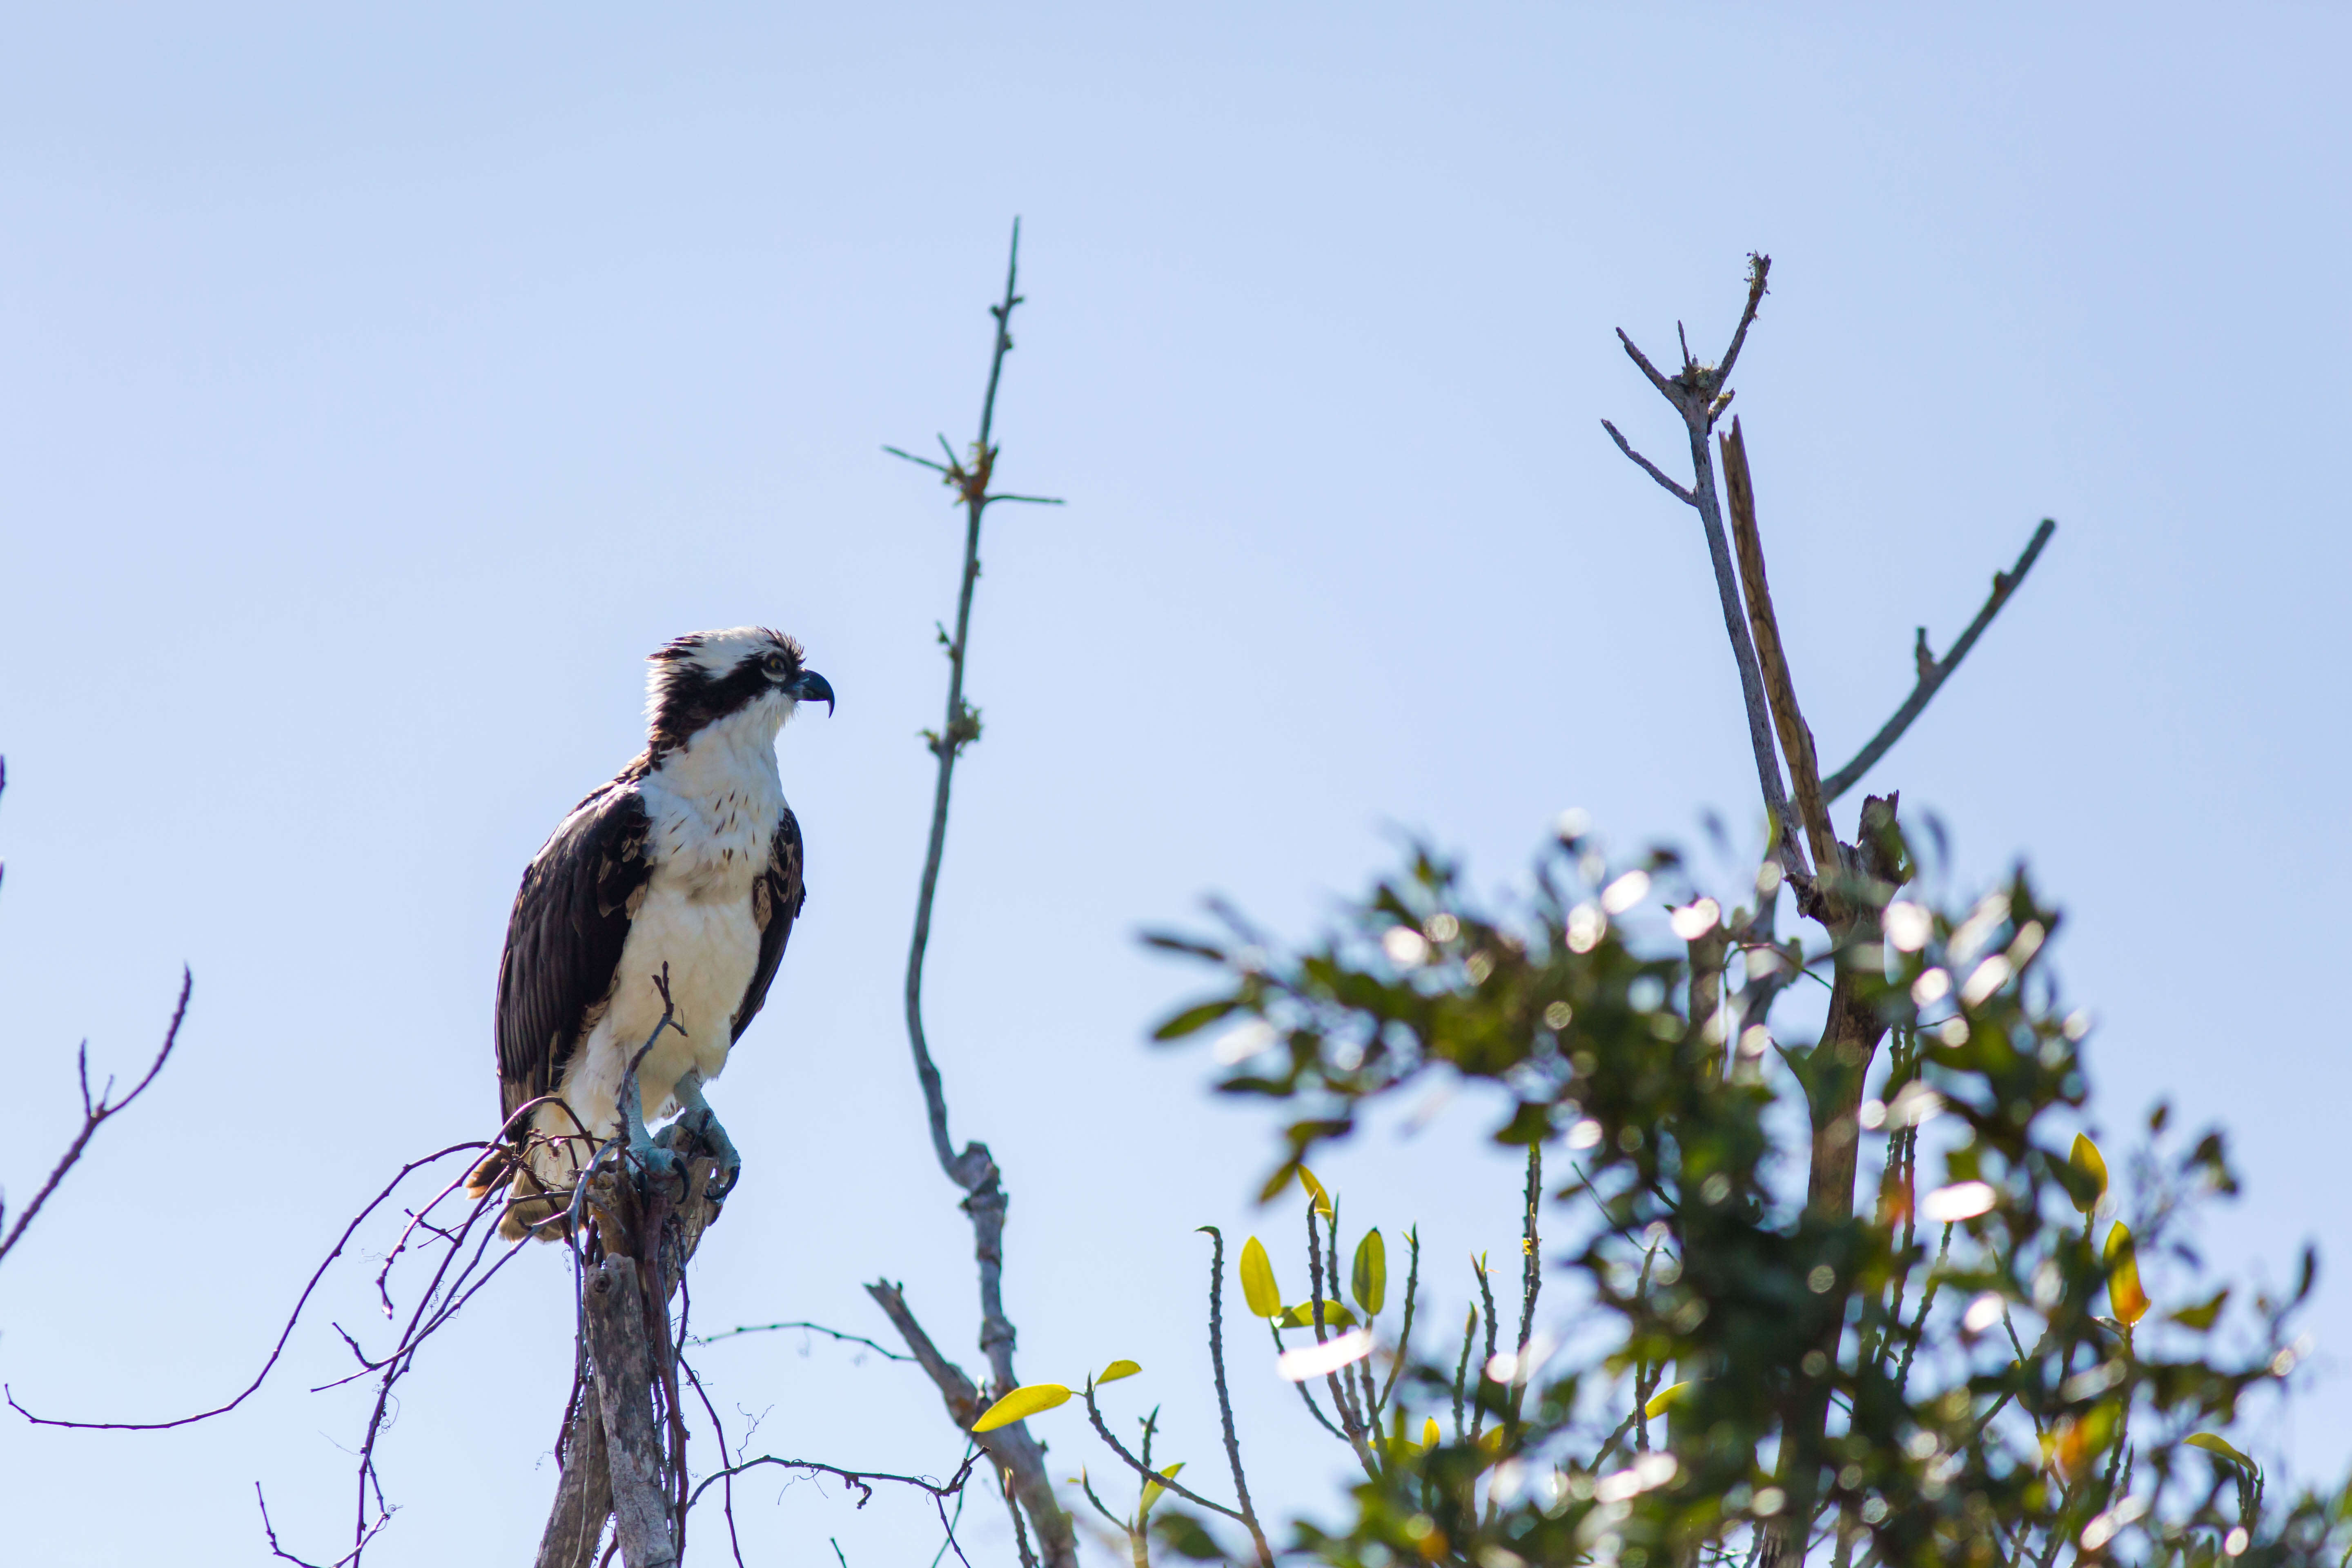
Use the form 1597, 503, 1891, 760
2170, 1288, 2229, 1332
1276, 1299, 1359, 1329
1352, 1228, 1388, 1315
1298, 1164, 1334, 1218
1239, 1237, 1283, 1318
2186, 1433, 2255, 1471
2068, 1134, 2109, 1215
971, 1383, 1071, 1432
1139, 1461, 1184, 1518
1153, 998, 1241, 1041
2104, 1222, 2149, 1327
1257, 1161, 1302, 1204
1643, 1380, 1692, 1418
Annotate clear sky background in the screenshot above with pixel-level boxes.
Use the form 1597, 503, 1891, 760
2, 6, 2347, 1564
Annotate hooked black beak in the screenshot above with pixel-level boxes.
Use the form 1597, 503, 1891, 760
789, 669, 835, 716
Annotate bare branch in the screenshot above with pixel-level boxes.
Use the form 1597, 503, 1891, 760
1080, 1381, 1249, 1525
7, 1139, 496, 1430
885, 219, 1076, 1568
691, 1320, 913, 1361
0, 968, 191, 1272
1720, 419, 1837, 877
1193, 1229, 1271, 1563
684, 1448, 979, 1512
1600, 420, 1697, 506
1606, 260, 1806, 877
257, 1484, 388, 1568
864, 1280, 1068, 1567
884, 445, 952, 475
1715, 253, 1772, 390
584, 1255, 679, 1567
1615, 328, 1677, 399
1821, 519, 2056, 802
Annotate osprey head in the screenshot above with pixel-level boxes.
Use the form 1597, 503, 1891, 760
645, 626, 835, 757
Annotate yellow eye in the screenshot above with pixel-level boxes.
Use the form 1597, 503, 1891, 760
762, 653, 789, 677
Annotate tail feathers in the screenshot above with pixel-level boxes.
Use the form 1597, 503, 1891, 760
467, 1138, 575, 1243
463, 1143, 516, 1200
495, 1170, 571, 1243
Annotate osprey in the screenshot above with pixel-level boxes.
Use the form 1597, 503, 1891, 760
468, 627, 833, 1239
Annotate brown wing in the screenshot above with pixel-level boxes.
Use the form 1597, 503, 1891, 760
730, 807, 807, 1042
493, 778, 654, 1127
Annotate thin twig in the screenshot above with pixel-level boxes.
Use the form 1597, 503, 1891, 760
1194, 1229, 1270, 1563
691, 1320, 913, 1360
684, 1448, 981, 1512
1820, 519, 2056, 802
0, 968, 191, 1270
7, 1138, 495, 1429
1080, 1383, 1249, 1524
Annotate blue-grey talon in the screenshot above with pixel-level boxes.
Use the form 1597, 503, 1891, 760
672, 1069, 743, 1201
620, 1069, 683, 1187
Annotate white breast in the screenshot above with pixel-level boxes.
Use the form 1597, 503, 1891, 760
557, 704, 787, 1136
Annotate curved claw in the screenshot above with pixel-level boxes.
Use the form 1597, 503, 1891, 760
667, 1069, 742, 1202
683, 1106, 743, 1201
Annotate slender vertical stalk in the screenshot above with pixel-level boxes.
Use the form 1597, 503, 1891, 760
886, 219, 1076, 1568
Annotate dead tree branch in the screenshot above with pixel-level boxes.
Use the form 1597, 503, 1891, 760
1719, 419, 1838, 881
1820, 518, 2056, 802
1600, 255, 1809, 879
881, 218, 1077, 1568
865, 1279, 1064, 1568
0, 963, 191, 1274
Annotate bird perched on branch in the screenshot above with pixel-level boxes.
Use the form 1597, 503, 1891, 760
467, 627, 833, 1239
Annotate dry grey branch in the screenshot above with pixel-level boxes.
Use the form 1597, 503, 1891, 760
1080, 1381, 1251, 1526
1820, 518, 2056, 802
585, 1254, 678, 1568
535, 1382, 614, 1568
1192, 1228, 1272, 1563
865, 1279, 1069, 1568
882, 218, 1077, 1568
1602, 255, 1807, 877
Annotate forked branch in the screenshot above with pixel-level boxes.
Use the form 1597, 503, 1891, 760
1601, 255, 1806, 878
0, 964, 191, 1273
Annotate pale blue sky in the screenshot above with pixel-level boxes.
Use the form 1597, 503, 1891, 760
2, 6, 2347, 1564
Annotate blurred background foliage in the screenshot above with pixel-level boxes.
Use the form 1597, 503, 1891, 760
1104, 825, 2338, 1566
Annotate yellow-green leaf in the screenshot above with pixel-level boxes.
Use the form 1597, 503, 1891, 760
1239, 1236, 1283, 1319
1352, 1228, 1388, 1316
970, 1383, 1071, 1432
1276, 1299, 1359, 1330
1098, 1359, 1142, 1384
1298, 1165, 1334, 1218
1257, 1161, 1301, 1204
1139, 1461, 1184, 1517
2170, 1289, 2229, 1332
2104, 1222, 2149, 1327
2069, 1134, 2109, 1215
1643, 1380, 1692, 1419
2186, 1433, 2254, 1471
1421, 1417, 1442, 1450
